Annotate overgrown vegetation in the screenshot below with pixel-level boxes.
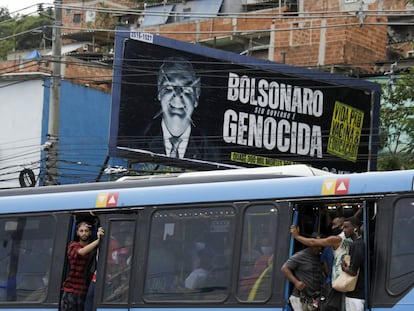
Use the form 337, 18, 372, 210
378, 68, 414, 170
0, 7, 53, 60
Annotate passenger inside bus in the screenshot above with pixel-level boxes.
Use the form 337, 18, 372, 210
144, 208, 236, 300
236, 205, 277, 302
289, 204, 364, 311
238, 237, 273, 300
103, 220, 135, 303
145, 225, 176, 294
184, 248, 211, 290
281, 232, 322, 311
341, 218, 365, 311
61, 221, 104, 311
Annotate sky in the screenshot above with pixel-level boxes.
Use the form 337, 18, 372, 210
0, 1, 54, 16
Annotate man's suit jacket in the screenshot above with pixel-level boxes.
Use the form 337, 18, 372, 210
141, 119, 220, 162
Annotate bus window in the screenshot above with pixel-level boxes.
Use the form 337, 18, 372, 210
388, 197, 414, 294
143, 206, 235, 301
0, 215, 54, 302
103, 220, 135, 303
237, 204, 278, 301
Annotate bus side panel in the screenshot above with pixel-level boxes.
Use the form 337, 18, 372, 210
371, 195, 414, 309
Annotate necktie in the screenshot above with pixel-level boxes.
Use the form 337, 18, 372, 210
169, 137, 181, 158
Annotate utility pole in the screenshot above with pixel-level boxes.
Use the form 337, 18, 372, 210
45, 0, 62, 185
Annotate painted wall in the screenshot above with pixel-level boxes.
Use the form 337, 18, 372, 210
0, 76, 123, 188
42, 80, 116, 184
0, 78, 45, 188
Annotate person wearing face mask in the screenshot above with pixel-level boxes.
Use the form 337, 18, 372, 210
142, 56, 219, 162
330, 217, 344, 236
291, 216, 352, 311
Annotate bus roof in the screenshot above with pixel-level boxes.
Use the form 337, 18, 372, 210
0, 169, 413, 214
116, 164, 333, 182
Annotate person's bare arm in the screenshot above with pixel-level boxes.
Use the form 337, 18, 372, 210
78, 227, 104, 256
353, 206, 363, 219
281, 264, 306, 291
341, 260, 358, 276
324, 207, 332, 227
290, 226, 341, 249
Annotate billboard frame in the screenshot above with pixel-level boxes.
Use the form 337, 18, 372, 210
110, 27, 381, 172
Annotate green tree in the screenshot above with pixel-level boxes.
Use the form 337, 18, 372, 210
378, 68, 414, 170
0, 7, 10, 21
0, 8, 52, 60
14, 15, 53, 51
0, 7, 14, 60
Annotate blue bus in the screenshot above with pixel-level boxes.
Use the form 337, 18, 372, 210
0, 165, 412, 310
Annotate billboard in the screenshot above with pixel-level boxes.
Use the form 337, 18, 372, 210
110, 29, 381, 173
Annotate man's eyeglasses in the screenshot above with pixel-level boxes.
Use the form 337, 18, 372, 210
159, 84, 196, 98
159, 67, 199, 99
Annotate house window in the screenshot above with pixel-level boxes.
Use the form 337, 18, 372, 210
73, 13, 81, 23
183, 7, 191, 20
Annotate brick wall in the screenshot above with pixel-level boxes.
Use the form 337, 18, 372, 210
3, 0, 404, 87
140, 0, 397, 73
0, 57, 112, 92
63, 57, 112, 92
0, 59, 50, 75
58, 0, 406, 75
62, 0, 133, 35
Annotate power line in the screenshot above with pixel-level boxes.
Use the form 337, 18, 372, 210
0, 4, 404, 183
54, 2, 414, 19
2, 5, 414, 38
1, 53, 392, 86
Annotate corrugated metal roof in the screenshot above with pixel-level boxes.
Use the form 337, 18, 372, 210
186, 0, 223, 20
140, 4, 175, 27
141, 0, 224, 27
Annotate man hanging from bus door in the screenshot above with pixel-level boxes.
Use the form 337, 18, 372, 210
60, 222, 104, 311
290, 217, 352, 311
281, 232, 322, 310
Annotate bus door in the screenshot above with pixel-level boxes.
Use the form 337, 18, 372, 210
93, 211, 139, 311
285, 201, 373, 310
